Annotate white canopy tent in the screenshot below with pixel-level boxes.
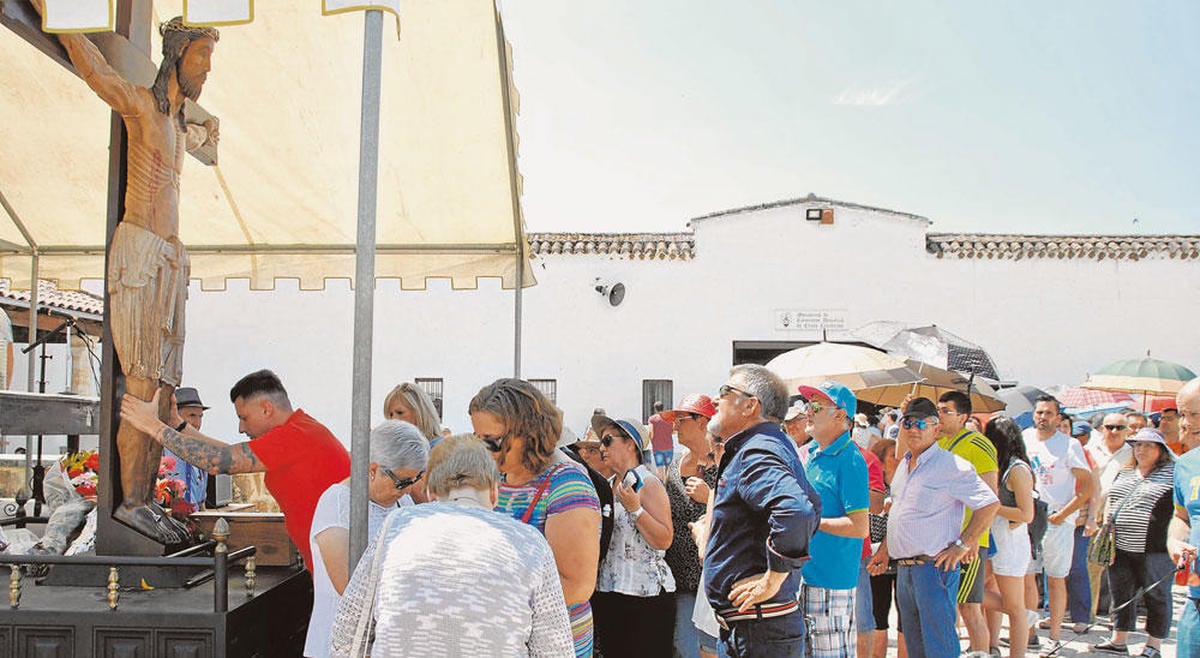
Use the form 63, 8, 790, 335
0, 0, 533, 564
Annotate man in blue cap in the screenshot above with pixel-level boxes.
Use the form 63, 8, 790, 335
796, 381, 871, 658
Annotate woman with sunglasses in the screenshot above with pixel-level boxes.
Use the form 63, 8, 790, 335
591, 413, 676, 658
305, 420, 429, 658
382, 382, 443, 444
1091, 428, 1176, 658
469, 378, 601, 658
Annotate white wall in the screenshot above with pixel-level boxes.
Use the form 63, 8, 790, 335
16, 199, 1200, 454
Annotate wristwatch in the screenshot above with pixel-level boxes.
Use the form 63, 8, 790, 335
175, 420, 189, 433
953, 538, 968, 551
629, 507, 645, 521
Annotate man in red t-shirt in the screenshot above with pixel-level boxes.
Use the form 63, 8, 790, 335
647, 400, 675, 477
121, 369, 350, 569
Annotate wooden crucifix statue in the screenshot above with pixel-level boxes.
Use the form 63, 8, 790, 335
31, 0, 219, 544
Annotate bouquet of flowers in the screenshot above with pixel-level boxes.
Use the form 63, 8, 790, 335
156, 455, 194, 520
62, 449, 100, 501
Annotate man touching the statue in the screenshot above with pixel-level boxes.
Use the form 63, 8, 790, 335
121, 370, 351, 571
29, 0, 220, 543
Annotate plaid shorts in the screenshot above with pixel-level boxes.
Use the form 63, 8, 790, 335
800, 584, 856, 658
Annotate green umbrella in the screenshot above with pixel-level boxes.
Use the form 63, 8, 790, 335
1082, 356, 1197, 397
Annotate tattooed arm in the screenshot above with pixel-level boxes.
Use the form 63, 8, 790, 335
121, 391, 266, 475
158, 424, 265, 475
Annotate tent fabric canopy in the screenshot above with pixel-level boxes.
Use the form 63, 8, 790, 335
0, 0, 534, 291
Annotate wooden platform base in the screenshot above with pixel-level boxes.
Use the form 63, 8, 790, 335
1, 566, 313, 657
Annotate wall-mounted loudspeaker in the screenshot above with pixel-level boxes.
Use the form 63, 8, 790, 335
594, 278, 626, 307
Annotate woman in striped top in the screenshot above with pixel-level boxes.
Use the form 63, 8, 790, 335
470, 379, 602, 658
1091, 428, 1176, 658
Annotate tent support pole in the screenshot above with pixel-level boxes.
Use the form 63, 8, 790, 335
22, 251, 39, 498
348, 8, 383, 573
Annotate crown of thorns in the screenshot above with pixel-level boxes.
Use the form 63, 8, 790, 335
159, 17, 220, 42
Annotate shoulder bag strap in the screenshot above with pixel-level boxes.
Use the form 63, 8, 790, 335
350, 511, 397, 658
521, 463, 564, 524
1106, 470, 1153, 523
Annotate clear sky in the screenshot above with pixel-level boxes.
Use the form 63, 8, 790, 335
498, 1, 1200, 236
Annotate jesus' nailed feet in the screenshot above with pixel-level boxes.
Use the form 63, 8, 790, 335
113, 502, 195, 546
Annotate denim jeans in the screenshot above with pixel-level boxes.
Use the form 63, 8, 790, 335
896, 563, 961, 658
1178, 598, 1199, 658
717, 612, 806, 658
674, 590, 701, 658
1065, 524, 1092, 623
856, 556, 876, 633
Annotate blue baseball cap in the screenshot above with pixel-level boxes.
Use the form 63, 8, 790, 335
1071, 421, 1092, 437
796, 380, 857, 418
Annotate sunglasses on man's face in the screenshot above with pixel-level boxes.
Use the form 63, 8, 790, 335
673, 413, 697, 424
1103, 424, 1127, 431
901, 417, 934, 431
383, 469, 423, 491
718, 384, 755, 400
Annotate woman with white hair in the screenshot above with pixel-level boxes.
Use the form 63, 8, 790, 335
304, 420, 430, 658
328, 435, 573, 657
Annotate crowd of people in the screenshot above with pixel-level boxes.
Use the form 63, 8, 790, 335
115, 368, 1200, 658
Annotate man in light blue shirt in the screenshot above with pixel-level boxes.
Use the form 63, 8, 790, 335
797, 381, 870, 658
868, 397, 999, 658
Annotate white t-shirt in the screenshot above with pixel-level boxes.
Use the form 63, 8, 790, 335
1022, 429, 1089, 521
304, 483, 406, 658
1086, 440, 1132, 498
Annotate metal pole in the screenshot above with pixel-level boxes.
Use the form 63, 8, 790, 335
492, 9, 525, 378
349, 9, 383, 572
22, 252, 39, 499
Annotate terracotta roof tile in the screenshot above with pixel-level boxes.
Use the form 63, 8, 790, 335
0, 280, 104, 316
528, 232, 695, 261
926, 234, 1200, 261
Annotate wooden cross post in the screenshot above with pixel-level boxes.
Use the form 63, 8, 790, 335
1, 0, 221, 556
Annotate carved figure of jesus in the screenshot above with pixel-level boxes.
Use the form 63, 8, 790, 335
33, 1, 219, 544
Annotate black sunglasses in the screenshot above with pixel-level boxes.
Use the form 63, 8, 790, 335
599, 433, 625, 448
1103, 424, 1127, 431
719, 384, 755, 399
476, 433, 508, 452
383, 468, 423, 491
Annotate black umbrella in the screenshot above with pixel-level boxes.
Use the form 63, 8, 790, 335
880, 325, 1001, 381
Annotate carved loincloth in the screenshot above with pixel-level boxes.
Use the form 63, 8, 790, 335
107, 222, 189, 386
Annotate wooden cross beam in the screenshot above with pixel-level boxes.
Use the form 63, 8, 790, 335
1, 0, 220, 165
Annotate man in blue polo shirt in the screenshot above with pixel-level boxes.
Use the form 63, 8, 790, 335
796, 381, 870, 658
1169, 377, 1200, 658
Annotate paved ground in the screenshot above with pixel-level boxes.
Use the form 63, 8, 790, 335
876, 584, 1189, 657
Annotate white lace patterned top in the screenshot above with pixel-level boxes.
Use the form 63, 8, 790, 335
328, 501, 574, 658
305, 483, 396, 658
596, 464, 676, 597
